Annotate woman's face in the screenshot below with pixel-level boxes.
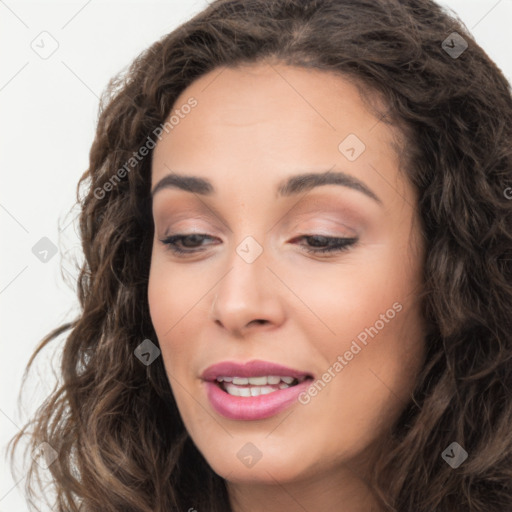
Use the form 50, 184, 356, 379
148, 62, 426, 491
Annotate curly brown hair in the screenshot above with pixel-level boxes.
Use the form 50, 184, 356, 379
9, 0, 512, 511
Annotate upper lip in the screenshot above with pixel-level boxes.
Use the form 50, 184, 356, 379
201, 359, 314, 382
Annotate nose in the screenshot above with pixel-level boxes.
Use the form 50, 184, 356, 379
210, 241, 286, 337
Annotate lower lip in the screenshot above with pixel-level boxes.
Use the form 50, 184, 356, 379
204, 379, 313, 420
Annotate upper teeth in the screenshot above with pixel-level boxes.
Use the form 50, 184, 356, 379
216, 376, 298, 385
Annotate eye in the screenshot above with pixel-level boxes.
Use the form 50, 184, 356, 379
159, 233, 214, 254
293, 234, 358, 255
159, 233, 358, 257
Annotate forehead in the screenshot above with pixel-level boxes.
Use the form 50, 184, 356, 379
151, 62, 408, 205
159, 62, 387, 140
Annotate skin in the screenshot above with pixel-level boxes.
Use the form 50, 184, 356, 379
148, 60, 427, 512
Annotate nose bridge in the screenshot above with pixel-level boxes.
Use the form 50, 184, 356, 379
211, 232, 284, 332
217, 233, 268, 306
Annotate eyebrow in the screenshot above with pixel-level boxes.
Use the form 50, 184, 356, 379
151, 169, 382, 205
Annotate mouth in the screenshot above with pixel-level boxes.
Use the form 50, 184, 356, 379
201, 360, 315, 420
214, 375, 311, 397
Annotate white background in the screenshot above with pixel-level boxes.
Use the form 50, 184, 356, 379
1, 1, 511, 510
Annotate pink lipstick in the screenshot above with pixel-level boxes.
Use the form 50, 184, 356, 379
201, 359, 314, 420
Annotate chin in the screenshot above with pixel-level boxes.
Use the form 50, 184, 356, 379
211, 458, 307, 484
197, 438, 318, 484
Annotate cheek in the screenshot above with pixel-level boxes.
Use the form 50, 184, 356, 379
304, 242, 424, 391
302, 299, 424, 459
147, 256, 194, 364
148, 258, 172, 334
296, 246, 407, 339
148, 247, 201, 324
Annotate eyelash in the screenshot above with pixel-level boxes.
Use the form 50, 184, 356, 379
159, 233, 358, 256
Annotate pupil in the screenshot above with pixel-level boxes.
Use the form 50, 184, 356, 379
184, 234, 202, 247
310, 235, 327, 247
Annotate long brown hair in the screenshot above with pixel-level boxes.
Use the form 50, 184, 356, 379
9, 0, 512, 510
